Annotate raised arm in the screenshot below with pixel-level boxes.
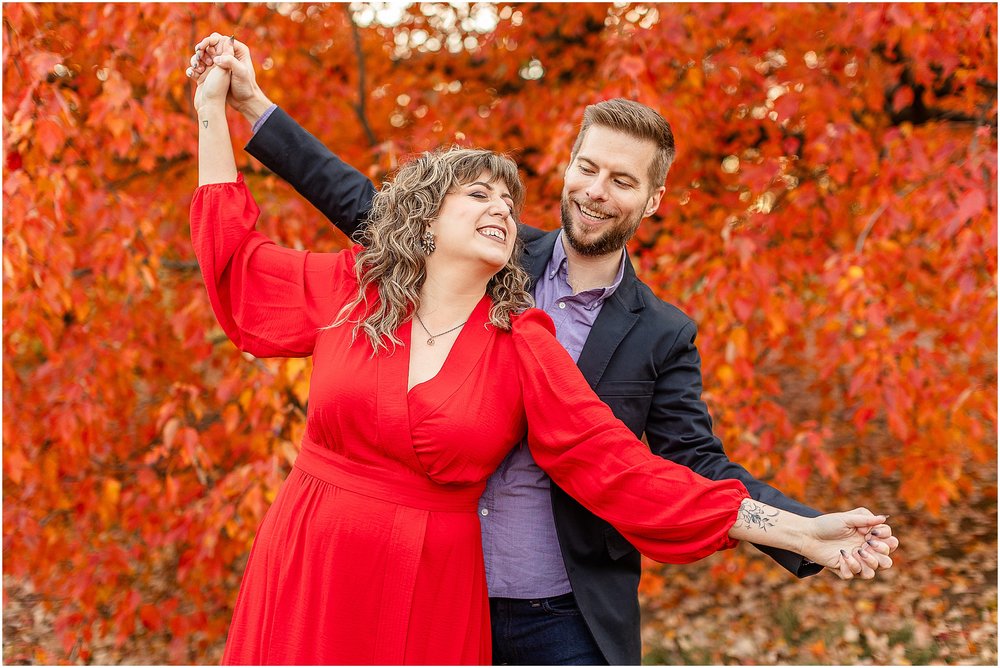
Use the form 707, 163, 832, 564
190, 46, 360, 359
188, 34, 377, 239
193, 36, 237, 186
246, 107, 377, 241
511, 310, 895, 579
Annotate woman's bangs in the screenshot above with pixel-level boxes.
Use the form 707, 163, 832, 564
454, 153, 524, 212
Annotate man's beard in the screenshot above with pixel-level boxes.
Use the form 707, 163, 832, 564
560, 196, 643, 257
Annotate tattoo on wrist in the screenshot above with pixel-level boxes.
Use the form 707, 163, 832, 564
738, 501, 779, 531
202, 120, 209, 128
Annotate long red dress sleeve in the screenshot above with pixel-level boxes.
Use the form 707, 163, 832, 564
511, 309, 751, 564
189, 175, 358, 358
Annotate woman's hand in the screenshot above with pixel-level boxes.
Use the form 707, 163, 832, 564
187, 33, 272, 124
191, 35, 235, 112
193, 35, 238, 185
802, 508, 897, 580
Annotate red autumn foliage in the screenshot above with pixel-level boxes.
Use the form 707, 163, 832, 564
3, 2, 995, 663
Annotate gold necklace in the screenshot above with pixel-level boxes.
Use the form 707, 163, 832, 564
414, 312, 467, 346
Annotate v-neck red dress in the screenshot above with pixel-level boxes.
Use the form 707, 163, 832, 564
191, 177, 750, 665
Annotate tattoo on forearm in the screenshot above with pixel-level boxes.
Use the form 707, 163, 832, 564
203, 120, 209, 128
738, 501, 779, 531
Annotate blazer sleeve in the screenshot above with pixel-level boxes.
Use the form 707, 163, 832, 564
511, 310, 751, 564
645, 317, 824, 576
189, 175, 360, 358
244, 106, 377, 241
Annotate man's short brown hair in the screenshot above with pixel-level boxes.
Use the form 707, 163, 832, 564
569, 98, 676, 188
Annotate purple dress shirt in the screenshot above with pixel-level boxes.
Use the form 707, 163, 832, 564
480, 232, 626, 598
250, 105, 278, 135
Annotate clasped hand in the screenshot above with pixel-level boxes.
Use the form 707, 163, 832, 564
805, 508, 898, 580
187, 33, 262, 115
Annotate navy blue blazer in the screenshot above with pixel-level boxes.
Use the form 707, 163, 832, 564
245, 107, 822, 665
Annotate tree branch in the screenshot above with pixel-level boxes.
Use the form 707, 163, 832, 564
160, 259, 200, 272
345, 5, 378, 147
854, 155, 967, 255
106, 153, 191, 191
3, 16, 25, 81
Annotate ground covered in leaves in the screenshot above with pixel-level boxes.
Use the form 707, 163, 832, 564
4, 475, 996, 665
639, 472, 997, 665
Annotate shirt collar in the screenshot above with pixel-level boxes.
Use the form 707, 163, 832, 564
545, 231, 627, 306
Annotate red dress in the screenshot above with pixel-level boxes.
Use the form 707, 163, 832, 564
190, 177, 750, 665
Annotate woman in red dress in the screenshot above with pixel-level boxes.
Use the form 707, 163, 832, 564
190, 44, 894, 665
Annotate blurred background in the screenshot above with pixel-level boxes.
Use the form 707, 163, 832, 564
3, 2, 996, 664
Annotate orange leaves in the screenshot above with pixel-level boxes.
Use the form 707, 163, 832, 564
892, 85, 916, 114
33, 118, 64, 159
284, 357, 311, 406
943, 187, 989, 239
88, 68, 139, 157
98, 68, 134, 109
2, 2, 996, 663
619, 55, 646, 80
94, 477, 123, 528
138, 603, 163, 632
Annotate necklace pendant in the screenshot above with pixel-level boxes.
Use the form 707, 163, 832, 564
426, 337, 435, 346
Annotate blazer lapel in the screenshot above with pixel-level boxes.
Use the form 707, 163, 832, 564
521, 227, 645, 386
520, 228, 561, 291
576, 260, 644, 387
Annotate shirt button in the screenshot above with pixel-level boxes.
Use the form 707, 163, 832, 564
558, 302, 566, 309
480, 508, 489, 516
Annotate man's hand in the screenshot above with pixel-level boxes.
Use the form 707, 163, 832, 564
186, 33, 273, 125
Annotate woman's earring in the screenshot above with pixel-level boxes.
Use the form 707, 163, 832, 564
419, 228, 436, 255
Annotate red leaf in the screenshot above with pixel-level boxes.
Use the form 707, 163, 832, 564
892, 85, 914, 113
25, 51, 64, 79
34, 119, 64, 159
6, 150, 22, 171
139, 604, 163, 631
943, 188, 987, 238
620, 55, 646, 79
732, 297, 755, 321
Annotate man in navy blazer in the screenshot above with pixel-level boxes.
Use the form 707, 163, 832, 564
187, 35, 897, 665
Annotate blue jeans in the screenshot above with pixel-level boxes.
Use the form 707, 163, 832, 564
489, 593, 607, 665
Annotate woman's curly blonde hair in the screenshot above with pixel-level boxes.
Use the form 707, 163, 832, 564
331, 147, 534, 354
